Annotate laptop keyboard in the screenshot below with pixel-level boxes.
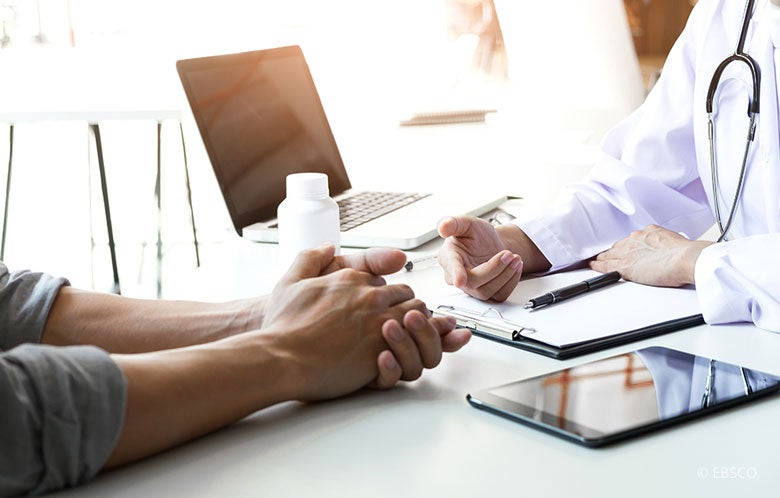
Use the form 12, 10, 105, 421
338, 191, 430, 231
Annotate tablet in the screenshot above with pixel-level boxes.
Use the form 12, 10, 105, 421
467, 346, 780, 447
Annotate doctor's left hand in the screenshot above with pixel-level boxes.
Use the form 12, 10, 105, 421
590, 225, 713, 287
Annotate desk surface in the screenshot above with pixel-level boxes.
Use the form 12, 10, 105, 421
54, 234, 780, 498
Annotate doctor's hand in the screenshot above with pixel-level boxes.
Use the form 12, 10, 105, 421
437, 216, 524, 301
590, 225, 714, 287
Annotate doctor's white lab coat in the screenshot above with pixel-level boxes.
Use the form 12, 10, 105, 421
517, 0, 780, 331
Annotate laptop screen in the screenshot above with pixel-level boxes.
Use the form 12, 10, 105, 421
176, 45, 352, 233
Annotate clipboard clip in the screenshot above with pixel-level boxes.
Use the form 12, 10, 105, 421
435, 305, 537, 341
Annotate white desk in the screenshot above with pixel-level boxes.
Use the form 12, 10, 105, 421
55, 232, 780, 498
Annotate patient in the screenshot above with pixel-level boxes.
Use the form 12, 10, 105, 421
0, 243, 470, 496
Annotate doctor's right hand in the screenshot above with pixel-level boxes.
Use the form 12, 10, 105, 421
437, 216, 524, 302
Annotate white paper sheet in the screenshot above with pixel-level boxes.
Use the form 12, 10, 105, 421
427, 269, 701, 348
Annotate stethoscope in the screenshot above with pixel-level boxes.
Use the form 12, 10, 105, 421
706, 0, 762, 242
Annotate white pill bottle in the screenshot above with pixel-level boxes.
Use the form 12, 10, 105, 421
277, 172, 340, 271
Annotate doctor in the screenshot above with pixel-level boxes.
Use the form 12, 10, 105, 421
438, 0, 780, 332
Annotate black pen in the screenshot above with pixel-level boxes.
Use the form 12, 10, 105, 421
523, 271, 622, 309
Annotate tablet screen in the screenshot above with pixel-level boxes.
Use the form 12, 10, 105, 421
467, 346, 780, 446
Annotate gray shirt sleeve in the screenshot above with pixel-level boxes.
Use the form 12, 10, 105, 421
0, 262, 69, 349
0, 263, 127, 496
0, 345, 127, 497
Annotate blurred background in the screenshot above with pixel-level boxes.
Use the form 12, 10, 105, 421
0, 0, 696, 298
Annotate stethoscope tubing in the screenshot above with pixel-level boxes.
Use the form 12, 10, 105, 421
705, 0, 761, 241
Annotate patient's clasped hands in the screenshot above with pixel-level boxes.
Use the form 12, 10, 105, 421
262, 243, 471, 399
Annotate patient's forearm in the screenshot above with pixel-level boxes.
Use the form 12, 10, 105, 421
41, 288, 266, 353
105, 332, 290, 468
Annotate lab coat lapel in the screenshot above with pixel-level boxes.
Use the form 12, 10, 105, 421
748, 5, 780, 233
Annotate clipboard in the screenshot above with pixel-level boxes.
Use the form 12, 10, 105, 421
428, 269, 705, 360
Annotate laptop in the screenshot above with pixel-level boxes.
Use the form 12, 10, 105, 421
176, 45, 506, 250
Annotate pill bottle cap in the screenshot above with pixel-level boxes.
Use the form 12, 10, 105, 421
286, 172, 329, 199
